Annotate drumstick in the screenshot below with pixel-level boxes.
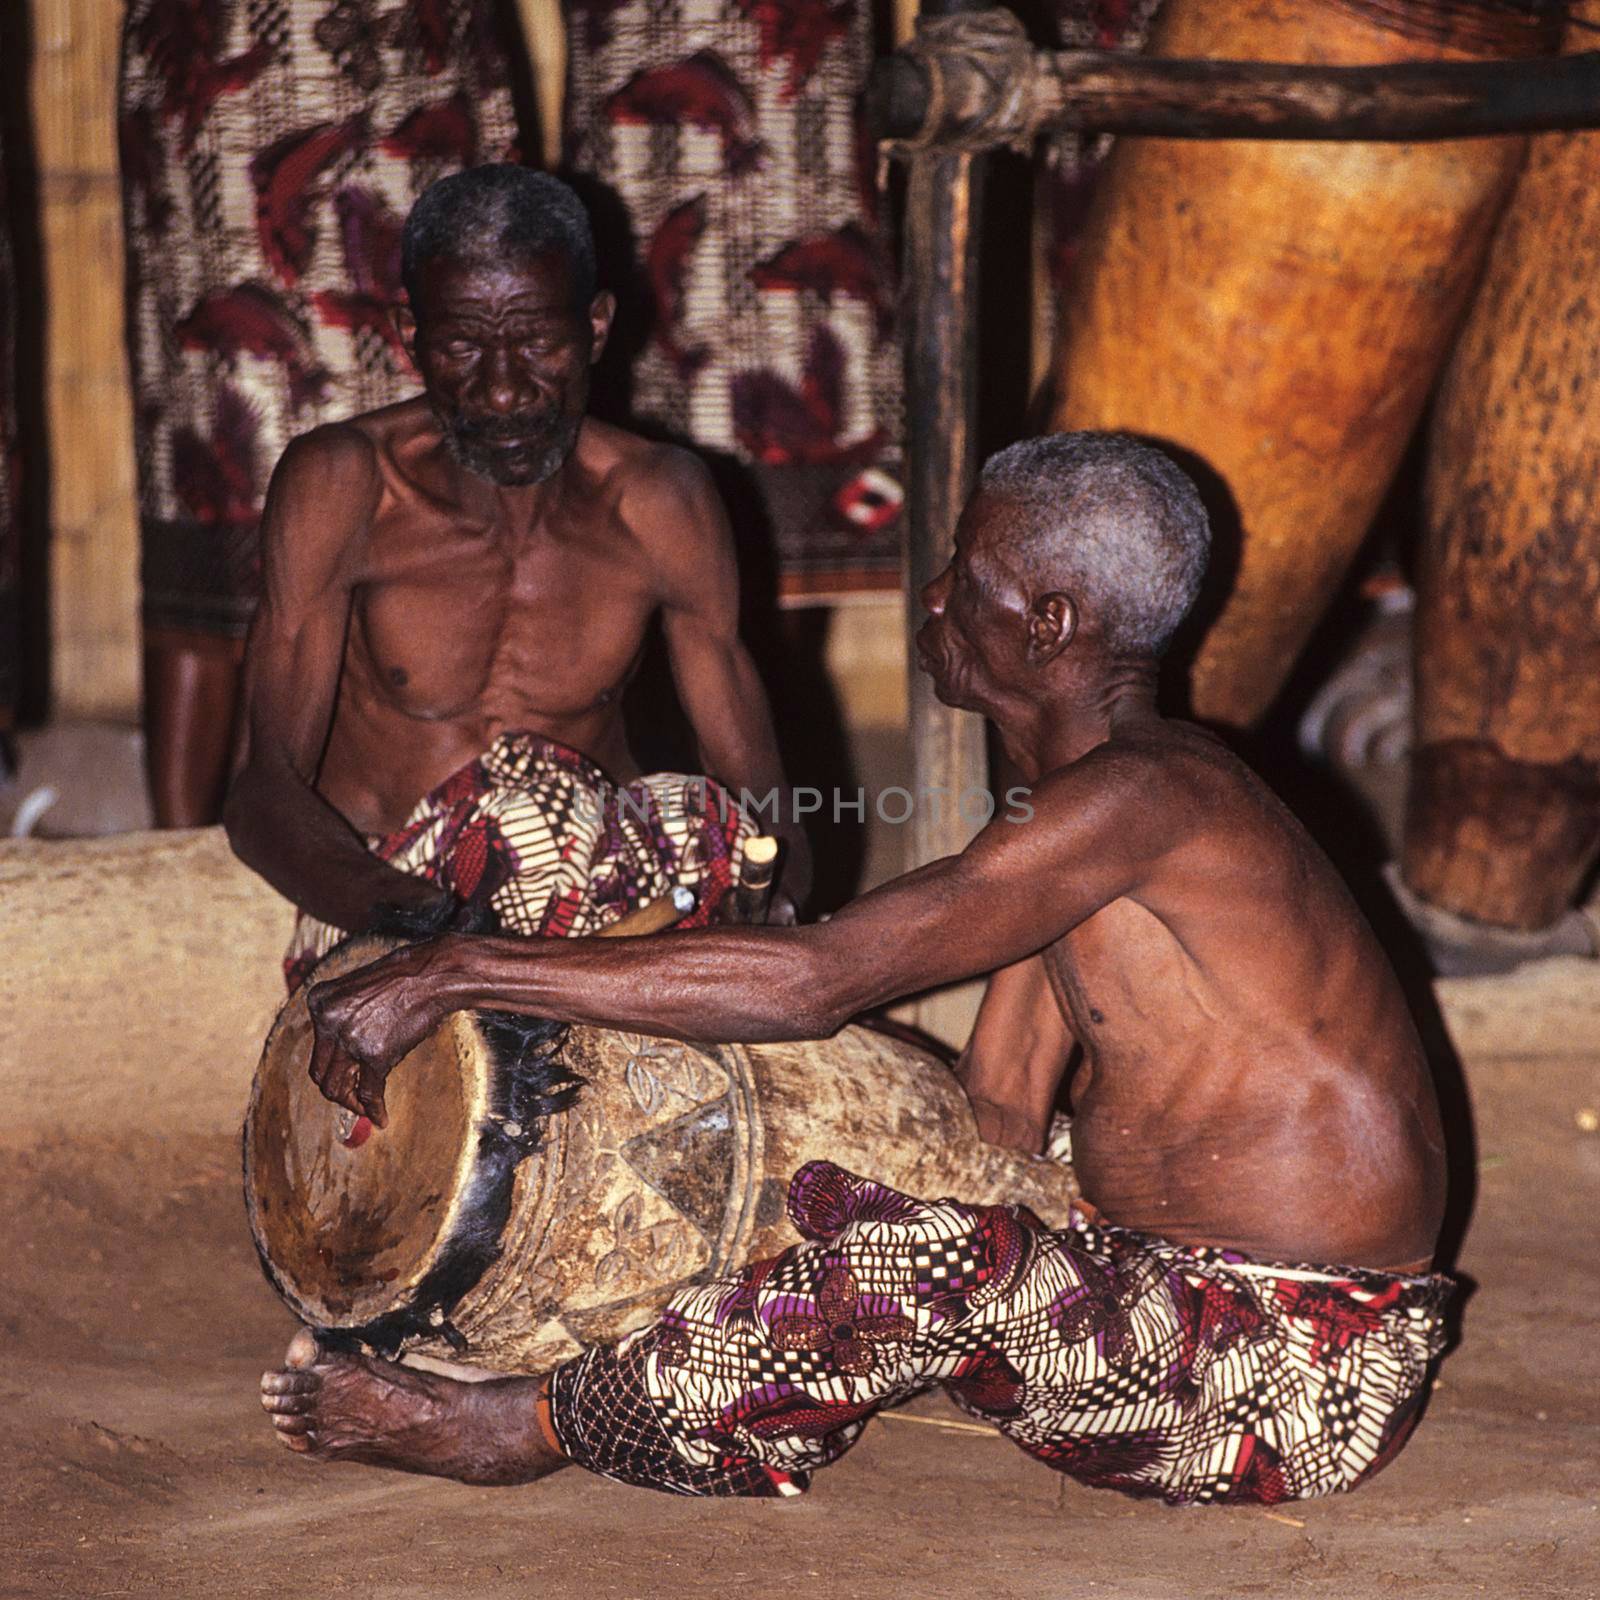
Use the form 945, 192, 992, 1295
731, 835, 780, 925
597, 886, 697, 938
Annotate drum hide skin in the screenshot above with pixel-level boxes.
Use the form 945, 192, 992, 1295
245, 941, 1079, 1375
1047, 0, 1557, 729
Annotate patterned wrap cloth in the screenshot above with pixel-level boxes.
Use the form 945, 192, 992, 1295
564, 0, 904, 599
119, 0, 520, 637
284, 730, 755, 990
549, 1161, 1451, 1504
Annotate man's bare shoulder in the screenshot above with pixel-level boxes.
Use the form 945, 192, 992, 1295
1023, 719, 1307, 877
573, 418, 696, 479
294, 397, 435, 465
1098, 718, 1278, 806
1032, 719, 1231, 809
577, 425, 721, 537
266, 421, 380, 547
273, 401, 439, 529
276, 418, 374, 481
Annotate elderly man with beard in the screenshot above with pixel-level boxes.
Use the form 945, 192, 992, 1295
260, 434, 1452, 1508
224, 167, 808, 988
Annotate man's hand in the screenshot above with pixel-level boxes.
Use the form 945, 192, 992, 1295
965, 1092, 1048, 1156
305, 940, 453, 1127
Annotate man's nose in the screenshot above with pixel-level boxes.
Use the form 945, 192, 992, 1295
921, 564, 951, 615
480, 348, 528, 414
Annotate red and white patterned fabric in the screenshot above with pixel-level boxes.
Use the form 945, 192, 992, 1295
119, 0, 521, 637
549, 1161, 1451, 1504
283, 730, 756, 990
563, 0, 903, 599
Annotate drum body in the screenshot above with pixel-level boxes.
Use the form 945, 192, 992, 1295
1047, 0, 1554, 728
245, 939, 1079, 1374
1404, 4, 1600, 930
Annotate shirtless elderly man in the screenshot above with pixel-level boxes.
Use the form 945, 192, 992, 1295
262, 433, 1450, 1506
224, 165, 806, 989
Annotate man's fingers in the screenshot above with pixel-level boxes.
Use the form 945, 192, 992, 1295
307, 1030, 334, 1093
313, 1039, 356, 1115
357, 1068, 388, 1130
329, 1054, 364, 1117
308, 1032, 364, 1118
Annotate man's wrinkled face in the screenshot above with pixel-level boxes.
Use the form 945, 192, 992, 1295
410, 250, 609, 487
915, 491, 1026, 714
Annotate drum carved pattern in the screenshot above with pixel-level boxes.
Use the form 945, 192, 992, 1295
250, 1003, 1078, 1377
594, 1192, 704, 1295
620, 1036, 731, 1118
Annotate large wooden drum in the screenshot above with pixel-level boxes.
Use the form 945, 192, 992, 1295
1047, 0, 1557, 729
1404, 0, 1600, 931
245, 938, 1079, 1375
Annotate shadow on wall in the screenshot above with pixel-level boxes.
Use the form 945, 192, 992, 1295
0, 3, 52, 731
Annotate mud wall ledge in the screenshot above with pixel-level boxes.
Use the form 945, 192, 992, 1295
1, 828, 294, 1145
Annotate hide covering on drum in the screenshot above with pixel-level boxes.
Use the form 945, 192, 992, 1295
245, 938, 1080, 1375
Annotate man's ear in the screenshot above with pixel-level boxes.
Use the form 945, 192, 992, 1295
588, 290, 616, 365
1026, 591, 1076, 665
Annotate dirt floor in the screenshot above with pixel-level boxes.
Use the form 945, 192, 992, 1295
3, 1044, 1596, 1600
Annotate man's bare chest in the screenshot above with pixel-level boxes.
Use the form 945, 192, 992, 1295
351, 520, 657, 721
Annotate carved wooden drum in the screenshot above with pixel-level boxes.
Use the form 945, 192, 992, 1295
1405, 8, 1600, 932
245, 938, 1079, 1375
1047, 0, 1558, 729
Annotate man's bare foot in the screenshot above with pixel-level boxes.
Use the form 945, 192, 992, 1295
259, 1328, 564, 1486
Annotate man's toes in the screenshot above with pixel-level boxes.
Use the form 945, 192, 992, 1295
285, 1327, 322, 1370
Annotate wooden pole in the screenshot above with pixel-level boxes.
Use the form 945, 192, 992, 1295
900, 0, 990, 1045
871, 39, 1600, 150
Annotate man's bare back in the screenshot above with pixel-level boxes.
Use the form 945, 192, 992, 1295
226, 184, 806, 933
1006, 721, 1444, 1270
303, 434, 1446, 1276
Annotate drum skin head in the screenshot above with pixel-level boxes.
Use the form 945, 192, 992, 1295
244, 938, 487, 1328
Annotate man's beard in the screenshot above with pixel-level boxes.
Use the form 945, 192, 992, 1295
437, 406, 582, 487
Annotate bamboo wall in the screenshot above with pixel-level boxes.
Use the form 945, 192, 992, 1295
22, 0, 569, 726
30, 0, 140, 722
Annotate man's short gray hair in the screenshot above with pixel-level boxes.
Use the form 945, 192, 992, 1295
981, 432, 1211, 659
401, 165, 597, 308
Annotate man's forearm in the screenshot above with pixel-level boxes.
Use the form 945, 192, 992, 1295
430, 925, 856, 1042
955, 957, 1076, 1153
224, 765, 446, 932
